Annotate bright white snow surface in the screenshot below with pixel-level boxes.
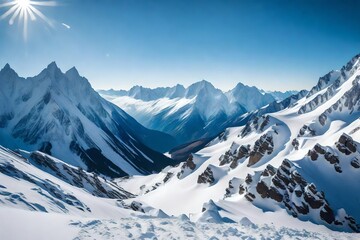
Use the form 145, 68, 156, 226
1, 146, 357, 239
1, 208, 358, 240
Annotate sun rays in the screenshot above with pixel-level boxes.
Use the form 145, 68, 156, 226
0, 0, 57, 40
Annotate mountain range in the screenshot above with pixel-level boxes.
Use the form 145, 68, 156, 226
1, 54, 360, 237
99, 81, 299, 149
116, 53, 360, 233
0, 63, 176, 177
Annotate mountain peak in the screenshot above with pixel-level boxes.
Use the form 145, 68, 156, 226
198, 79, 213, 86
189, 80, 214, 89
47, 61, 59, 69
3, 63, 11, 70
0, 63, 18, 78
174, 83, 185, 89
352, 53, 360, 62
185, 80, 217, 98
234, 82, 246, 89
341, 53, 360, 75
1, 63, 14, 72
65, 66, 80, 78
45, 61, 63, 75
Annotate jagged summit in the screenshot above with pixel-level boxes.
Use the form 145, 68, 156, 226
2, 63, 11, 70
0, 64, 21, 97
226, 82, 275, 111
343, 53, 360, 71
66, 66, 80, 77
0, 63, 176, 177
0, 63, 18, 77
47, 61, 59, 69
185, 80, 218, 98
43, 61, 62, 76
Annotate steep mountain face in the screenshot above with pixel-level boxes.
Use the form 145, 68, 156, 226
0, 63, 176, 177
118, 54, 360, 232
100, 80, 294, 147
226, 83, 276, 111
101, 80, 248, 146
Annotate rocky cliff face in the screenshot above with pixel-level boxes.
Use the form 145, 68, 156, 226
318, 76, 360, 126
299, 54, 360, 114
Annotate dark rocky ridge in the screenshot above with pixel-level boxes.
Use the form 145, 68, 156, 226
29, 151, 135, 199
224, 159, 360, 232
197, 166, 215, 184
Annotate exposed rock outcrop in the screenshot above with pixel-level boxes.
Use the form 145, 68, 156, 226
225, 159, 360, 232
351, 158, 360, 168
177, 154, 196, 179
241, 115, 271, 137
248, 133, 274, 166
29, 151, 134, 199
197, 166, 215, 184
219, 143, 250, 169
291, 138, 299, 150
298, 125, 316, 137
336, 133, 357, 155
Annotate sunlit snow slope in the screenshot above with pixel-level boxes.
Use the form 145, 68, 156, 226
0, 145, 357, 239
119, 54, 360, 233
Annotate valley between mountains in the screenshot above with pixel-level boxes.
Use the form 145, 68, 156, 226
1, 54, 360, 239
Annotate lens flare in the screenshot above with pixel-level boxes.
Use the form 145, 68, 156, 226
0, 0, 57, 40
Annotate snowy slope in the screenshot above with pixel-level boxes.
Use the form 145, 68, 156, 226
0, 63, 176, 177
0, 146, 133, 216
3, 208, 358, 240
2, 145, 356, 239
118, 54, 360, 233
100, 80, 292, 146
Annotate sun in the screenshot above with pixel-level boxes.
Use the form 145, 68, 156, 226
17, 0, 31, 9
0, 0, 57, 40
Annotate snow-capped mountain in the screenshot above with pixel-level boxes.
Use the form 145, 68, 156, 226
117, 54, 360, 233
260, 89, 300, 101
99, 80, 294, 147
0, 63, 177, 177
108, 84, 186, 101
226, 83, 276, 111
1, 55, 360, 238
228, 89, 309, 127
100, 80, 248, 146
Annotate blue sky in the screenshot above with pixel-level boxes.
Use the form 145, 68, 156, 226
0, 0, 360, 91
